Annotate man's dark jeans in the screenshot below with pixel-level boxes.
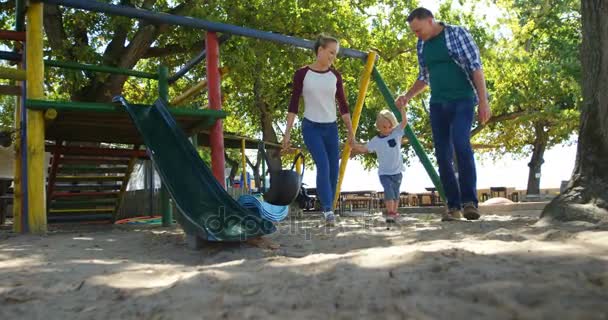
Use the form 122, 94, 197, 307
430, 98, 478, 210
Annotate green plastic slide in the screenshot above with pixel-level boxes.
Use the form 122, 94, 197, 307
116, 96, 276, 241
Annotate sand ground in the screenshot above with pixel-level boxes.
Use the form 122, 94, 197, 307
1, 210, 608, 320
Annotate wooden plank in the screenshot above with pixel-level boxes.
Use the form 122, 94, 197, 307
51, 199, 118, 207
45, 146, 148, 158
46, 140, 62, 204
59, 157, 131, 164
49, 208, 114, 213
58, 164, 129, 170
57, 166, 129, 174
54, 175, 125, 181
52, 191, 119, 198
54, 184, 122, 191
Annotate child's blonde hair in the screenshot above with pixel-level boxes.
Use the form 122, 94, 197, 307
376, 109, 398, 129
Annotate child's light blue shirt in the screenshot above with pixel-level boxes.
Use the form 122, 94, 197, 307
366, 127, 405, 175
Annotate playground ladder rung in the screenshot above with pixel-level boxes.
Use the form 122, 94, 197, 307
49, 208, 115, 213
52, 191, 120, 198
59, 157, 131, 164
54, 175, 126, 181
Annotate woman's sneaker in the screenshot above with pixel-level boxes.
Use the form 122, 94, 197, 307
323, 211, 336, 226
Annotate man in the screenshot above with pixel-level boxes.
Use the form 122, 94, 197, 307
395, 7, 492, 221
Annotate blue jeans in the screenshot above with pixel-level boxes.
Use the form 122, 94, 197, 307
430, 99, 478, 210
302, 118, 339, 212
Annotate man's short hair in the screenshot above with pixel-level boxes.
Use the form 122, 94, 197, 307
406, 7, 434, 22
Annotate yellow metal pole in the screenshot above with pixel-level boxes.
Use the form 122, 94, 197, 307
44, 108, 57, 121
13, 92, 22, 233
295, 150, 302, 175
25, 2, 47, 233
333, 51, 377, 209
170, 67, 228, 106
240, 138, 248, 191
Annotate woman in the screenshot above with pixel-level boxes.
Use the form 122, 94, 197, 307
282, 34, 355, 225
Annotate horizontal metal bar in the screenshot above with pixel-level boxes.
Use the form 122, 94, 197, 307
45, 60, 158, 79
43, 0, 370, 60
0, 50, 20, 61
0, 30, 26, 41
0, 51, 157, 78
0, 66, 26, 80
26, 99, 227, 118
46, 145, 149, 158
0, 85, 22, 96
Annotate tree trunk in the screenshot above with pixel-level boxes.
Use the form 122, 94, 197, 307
246, 152, 262, 190
224, 152, 239, 186
541, 0, 608, 223
253, 73, 282, 172
526, 121, 548, 196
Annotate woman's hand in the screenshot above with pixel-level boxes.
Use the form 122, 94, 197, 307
347, 132, 356, 147
281, 133, 291, 152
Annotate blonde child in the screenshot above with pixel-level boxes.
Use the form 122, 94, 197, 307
351, 106, 407, 222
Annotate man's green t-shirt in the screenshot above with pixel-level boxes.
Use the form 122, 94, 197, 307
423, 29, 475, 103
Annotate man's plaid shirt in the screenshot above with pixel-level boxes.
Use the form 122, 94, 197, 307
416, 23, 482, 93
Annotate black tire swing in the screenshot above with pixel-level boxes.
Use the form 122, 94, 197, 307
259, 142, 304, 206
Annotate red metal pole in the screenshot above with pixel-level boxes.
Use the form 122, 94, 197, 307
0, 30, 26, 41
206, 32, 226, 188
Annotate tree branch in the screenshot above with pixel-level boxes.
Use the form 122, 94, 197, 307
43, 4, 69, 56
102, 1, 134, 66
470, 109, 530, 137
372, 47, 416, 62
0, 1, 15, 12
142, 40, 205, 58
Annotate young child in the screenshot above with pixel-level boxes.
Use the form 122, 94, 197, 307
351, 106, 407, 222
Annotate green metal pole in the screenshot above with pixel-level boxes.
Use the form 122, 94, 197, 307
26, 99, 226, 118
158, 65, 172, 227
45, 60, 158, 79
372, 67, 446, 201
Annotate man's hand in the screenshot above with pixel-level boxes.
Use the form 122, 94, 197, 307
395, 94, 410, 108
478, 100, 491, 125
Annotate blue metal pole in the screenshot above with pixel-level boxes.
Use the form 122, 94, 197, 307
168, 34, 231, 84
0, 50, 21, 61
42, 0, 370, 61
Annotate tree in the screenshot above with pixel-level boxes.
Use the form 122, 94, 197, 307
473, 0, 581, 195
540, 0, 608, 223
353, 0, 497, 170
